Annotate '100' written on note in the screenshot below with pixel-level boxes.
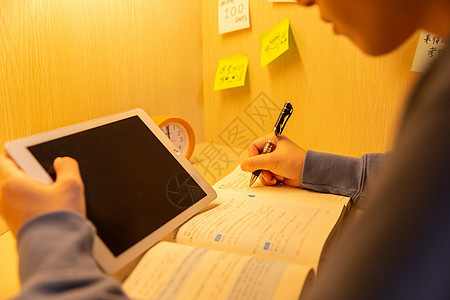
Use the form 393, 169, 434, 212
218, 0, 250, 34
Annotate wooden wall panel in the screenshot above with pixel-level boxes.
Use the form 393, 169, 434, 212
201, 1, 422, 157
0, 0, 204, 149
0, 1, 205, 281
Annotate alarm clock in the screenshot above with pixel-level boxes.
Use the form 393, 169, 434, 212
151, 115, 195, 159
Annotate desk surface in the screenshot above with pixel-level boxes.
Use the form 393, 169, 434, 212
0, 230, 20, 298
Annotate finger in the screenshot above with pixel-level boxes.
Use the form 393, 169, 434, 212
0, 155, 27, 184
247, 136, 268, 157
53, 157, 83, 185
273, 174, 285, 181
241, 152, 276, 173
260, 171, 277, 186
247, 134, 277, 157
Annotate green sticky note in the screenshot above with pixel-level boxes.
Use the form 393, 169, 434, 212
259, 18, 290, 67
214, 53, 248, 91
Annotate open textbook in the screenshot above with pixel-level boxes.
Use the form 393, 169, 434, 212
122, 166, 350, 300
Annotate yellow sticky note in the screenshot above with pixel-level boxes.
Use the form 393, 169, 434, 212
214, 53, 248, 91
259, 18, 290, 67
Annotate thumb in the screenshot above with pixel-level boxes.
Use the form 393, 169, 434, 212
53, 157, 83, 185
0, 155, 26, 185
241, 153, 276, 173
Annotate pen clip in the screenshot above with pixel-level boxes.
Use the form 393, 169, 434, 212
274, 102, 293, 135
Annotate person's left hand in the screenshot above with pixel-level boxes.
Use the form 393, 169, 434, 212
0, 155, 85, 236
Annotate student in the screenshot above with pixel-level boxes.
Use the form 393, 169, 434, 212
0, 0, 449, 299
241, 1, 450, 299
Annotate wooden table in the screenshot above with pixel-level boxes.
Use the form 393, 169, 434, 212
0, 218, 20, 298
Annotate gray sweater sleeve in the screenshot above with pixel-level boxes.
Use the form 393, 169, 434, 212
301, 150, 389, 204
14, 211, 128, 300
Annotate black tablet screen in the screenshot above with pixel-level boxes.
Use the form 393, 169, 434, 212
28, 116, 206, 256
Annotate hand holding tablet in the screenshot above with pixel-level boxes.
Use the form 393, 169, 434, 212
3, 109, 216, 275
0, 156, 86, 236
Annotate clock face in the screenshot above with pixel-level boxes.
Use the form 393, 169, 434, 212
161, 123, 189, 155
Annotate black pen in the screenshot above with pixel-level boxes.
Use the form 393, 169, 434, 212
249, 101, 293, 187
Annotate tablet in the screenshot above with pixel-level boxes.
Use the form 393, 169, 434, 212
4, 109, 217, 275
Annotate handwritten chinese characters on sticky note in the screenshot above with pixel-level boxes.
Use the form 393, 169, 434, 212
214, 53, 249, 91
218, 0, 250, 34
259, 18, 290, 67
411, 30, 447, 73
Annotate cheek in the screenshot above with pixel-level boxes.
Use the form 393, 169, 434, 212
357, 25, 417, 56
318, 2, 388, 54
315, 0, 415, 55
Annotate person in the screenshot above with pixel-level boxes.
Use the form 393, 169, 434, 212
0, 0, 449, 299
240, 0, 450, 299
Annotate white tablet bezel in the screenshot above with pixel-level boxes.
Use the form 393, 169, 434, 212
4, 108, 217, 275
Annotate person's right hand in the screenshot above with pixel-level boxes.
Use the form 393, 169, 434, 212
0, 155, 85, 236
240, 134, 307, 187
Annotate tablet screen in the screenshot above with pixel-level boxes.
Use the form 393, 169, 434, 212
27, 116, 207, 257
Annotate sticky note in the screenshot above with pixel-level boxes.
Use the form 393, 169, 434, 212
218, 0, 250, 34
214, 53, 248, 91
259, 18, 290, 67
411, 30, 447, 73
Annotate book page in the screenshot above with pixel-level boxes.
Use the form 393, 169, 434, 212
123, 241, 310, 300
175, 195, 344, 269
214, 165, 350, 207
